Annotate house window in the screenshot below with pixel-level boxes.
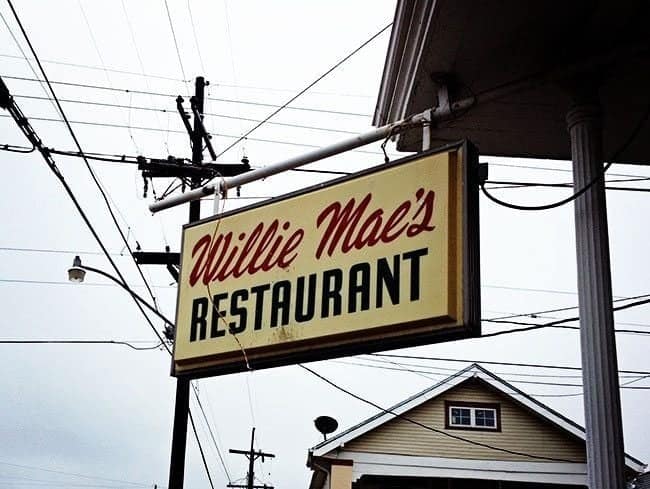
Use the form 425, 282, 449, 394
445, 402, 500, 431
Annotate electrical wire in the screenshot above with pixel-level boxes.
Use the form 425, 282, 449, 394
214, 22, 393, 159
187, 409, 216, 489
349, 357, 650, 399
1, 11, 222, 483
186, 0, 205, 74
486, 161, 650, 180
369, 353, 650, 376
5, 1, 159, 309
485, 178, 650, 193
11, 93, 360, 135
0, 141, 33, 152
475, 295, 650, 339
79, 0, 141, 154
0, 52, 374, 97
333, 358, 650, 390
299, 364, 577, 463
483, 317, 650, 336
0, 278, 173, 288
163, 0, 189, 92
0, 460, 155, 488
0, 339, 163, 350
0, 9, 61, 118
1, 142, 358, 178
484, 292, 650, 321
0, 114, 392, 156
190, 383, 233, 484
2, 74, 373, 116
359, 355, 644, 380
480, 98, 650, 211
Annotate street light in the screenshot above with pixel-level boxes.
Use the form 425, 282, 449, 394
67, 255, 175, 341
68, 255, 86, 282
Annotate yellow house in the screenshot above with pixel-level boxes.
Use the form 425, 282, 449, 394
306, 364, 645, 489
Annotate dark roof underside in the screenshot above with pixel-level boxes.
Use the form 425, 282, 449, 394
375, 0, 650, 164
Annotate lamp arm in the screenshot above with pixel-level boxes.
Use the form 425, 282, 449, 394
81, 264, 175, 327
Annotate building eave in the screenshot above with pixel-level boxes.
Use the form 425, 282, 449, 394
372, 0, 436, 127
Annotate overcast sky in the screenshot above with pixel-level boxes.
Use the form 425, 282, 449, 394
1, 1, 649, 488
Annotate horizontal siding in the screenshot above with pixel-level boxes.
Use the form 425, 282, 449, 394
344, 379, 586, 462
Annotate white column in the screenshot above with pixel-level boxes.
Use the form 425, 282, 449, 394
568, 101, 626, 489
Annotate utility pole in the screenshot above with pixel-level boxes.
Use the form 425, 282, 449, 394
164, 76, 248, 489
228, 428, 275, 489
167, 75, 206, 489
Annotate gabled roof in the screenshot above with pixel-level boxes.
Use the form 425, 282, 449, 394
309, 363, 646, 473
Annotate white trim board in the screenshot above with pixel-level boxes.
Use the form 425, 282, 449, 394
341, 451, 588, 486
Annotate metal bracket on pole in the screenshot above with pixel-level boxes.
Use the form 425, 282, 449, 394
433, 84, 451, 119
190, 98, 217, 161
213, 181, 224, 215
421, 108, 433, 151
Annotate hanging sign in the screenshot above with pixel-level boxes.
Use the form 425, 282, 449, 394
172, 141, 480, 377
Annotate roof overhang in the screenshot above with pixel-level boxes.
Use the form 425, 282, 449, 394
374, 0, 650, 164
341, 452, 592, 486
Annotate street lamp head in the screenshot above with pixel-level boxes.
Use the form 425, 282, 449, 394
68, 255, 86, 283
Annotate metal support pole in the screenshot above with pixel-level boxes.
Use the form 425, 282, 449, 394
149, 108, 440, 214
168, 376, 191, 489
568, 100, 626, 489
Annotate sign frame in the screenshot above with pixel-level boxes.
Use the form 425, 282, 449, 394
171, 140, 480, 378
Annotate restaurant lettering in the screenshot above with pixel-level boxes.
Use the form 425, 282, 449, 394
185, 188, 437, 343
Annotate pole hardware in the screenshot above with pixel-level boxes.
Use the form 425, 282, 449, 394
227, 428, 275, 489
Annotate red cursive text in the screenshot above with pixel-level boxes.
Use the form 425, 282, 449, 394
315, 188, 436, 258
189, 219, 304, 286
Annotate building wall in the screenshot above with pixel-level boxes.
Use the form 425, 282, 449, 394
343, 379, 586, 462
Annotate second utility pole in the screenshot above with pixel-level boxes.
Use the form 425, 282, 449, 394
228, 428, 275, 489
168, 75, 207, 489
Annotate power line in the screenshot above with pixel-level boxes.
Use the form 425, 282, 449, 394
484, 292, 650, 321
485, 161, 650, 180
485, 178, 650, 193
0, 339, 163, 350
2, 14, 220, 488
0, 460, 157, 487
300, 364, 577, 463
369, 353, 650, 376
190, 383, 233, 483
214, 22, 393, 159
1, 142, 361, 178
163, 0, 189, 90
1, 75, 373, 116
0, 278, 174, 288
0, 113, 391, 155
0, 52, 374, 98
0, 10, 61, 118
482, 317, 650, 336
11, 93, 360, 135
334, 359, 650, 390
5, 1, 159, 308
188, 409, 216, 489
186, 0, 205, 74
358, 355, 644, 380
475, 296, 650, 340
480, 96, 650, 211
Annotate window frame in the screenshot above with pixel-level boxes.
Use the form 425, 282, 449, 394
444, 401, 501, 432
